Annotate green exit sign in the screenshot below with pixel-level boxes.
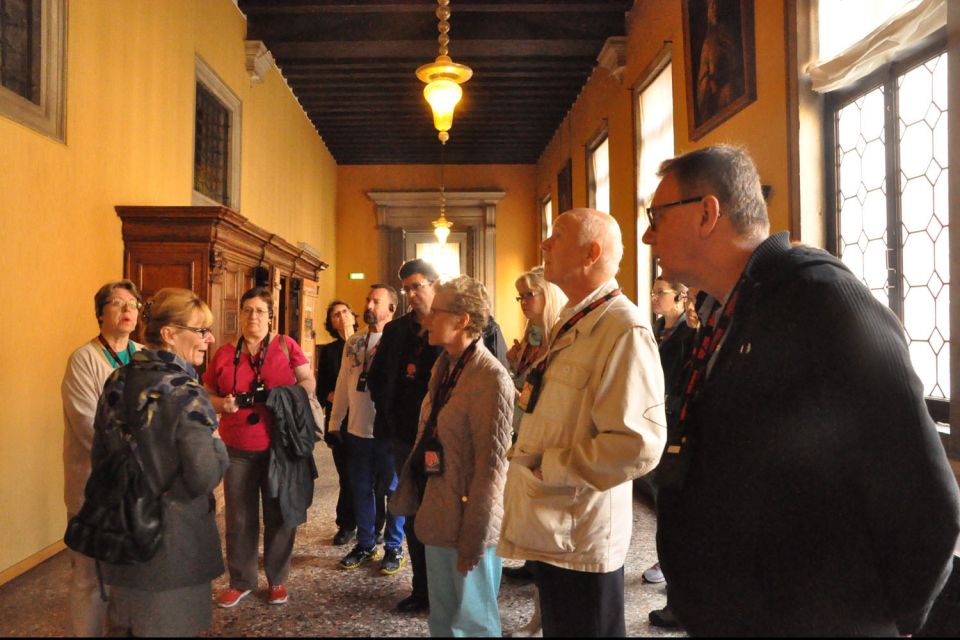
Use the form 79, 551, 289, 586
348, 272, 365, 280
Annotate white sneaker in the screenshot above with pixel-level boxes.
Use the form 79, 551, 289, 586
642, 562, 665, 584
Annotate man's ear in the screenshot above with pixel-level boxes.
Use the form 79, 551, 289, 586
584, 240, 602, 267
698, 195, 722, 238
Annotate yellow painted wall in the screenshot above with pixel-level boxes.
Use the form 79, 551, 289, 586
0, 0, 337, 577
536, 0, 792, 311
335, 165, 539, 344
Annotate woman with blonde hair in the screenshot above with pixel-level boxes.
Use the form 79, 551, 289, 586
506, 266, 567, 437
392, 275, 514, 637
93, 287, 229, 637
502, 266, 566, 635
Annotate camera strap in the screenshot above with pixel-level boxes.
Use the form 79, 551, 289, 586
231, 333, 272, 395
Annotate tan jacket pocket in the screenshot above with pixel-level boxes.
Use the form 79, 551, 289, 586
502, 464, 576, 555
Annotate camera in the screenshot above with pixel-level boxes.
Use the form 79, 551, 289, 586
236, 382, 269, 408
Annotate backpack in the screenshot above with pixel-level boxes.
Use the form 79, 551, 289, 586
64, 382, 164, 565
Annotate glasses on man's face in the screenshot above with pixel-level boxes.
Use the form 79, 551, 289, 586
515, 291, 541, 303
401, 281, 433, 295
108, 299, 142, 312
645, 195, 704, 231
241, 307, 268, 317
172, 324, 214, 338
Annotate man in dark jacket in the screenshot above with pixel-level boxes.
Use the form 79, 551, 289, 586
369, 259, 442, 613
369, 259, 509, 613
641, 144, 960, 636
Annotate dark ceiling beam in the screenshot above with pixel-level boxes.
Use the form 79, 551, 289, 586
240, 2, 628, 15
269, 40, 604, 60
279, 59, 595, 71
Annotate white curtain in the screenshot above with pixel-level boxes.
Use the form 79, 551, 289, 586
807, 0, 946, 93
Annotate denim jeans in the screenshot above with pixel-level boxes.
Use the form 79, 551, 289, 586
344, 432, 405, 549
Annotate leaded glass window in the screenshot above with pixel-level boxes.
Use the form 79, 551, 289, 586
194, 82, 231, 207
829, 44, 949, 427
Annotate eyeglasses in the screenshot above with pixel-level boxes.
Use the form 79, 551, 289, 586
172, 324, 214, 338
644, 195, 704, 231
515, 291, 541, 302
401, 281, 434, 295
428, 306, 456, 317
241, 307, 268, 317
107, 299, 142, 312
650, 289, 678, 299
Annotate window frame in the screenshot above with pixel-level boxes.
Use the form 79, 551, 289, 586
540, 193, 553, 245
586, 124, 609, 212
193, 56, 242, 210
824, 33, 950, 437
632, 47, 674, 316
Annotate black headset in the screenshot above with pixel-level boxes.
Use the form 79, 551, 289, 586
389, 302, 395, 312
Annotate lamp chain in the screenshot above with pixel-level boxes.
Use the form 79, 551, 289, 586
439, 144, 446, 217
437, 0, 451, 57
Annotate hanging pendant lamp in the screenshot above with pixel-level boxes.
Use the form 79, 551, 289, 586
416, 0, 472, 144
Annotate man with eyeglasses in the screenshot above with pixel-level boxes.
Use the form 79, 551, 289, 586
642, 144, 959, 636
62, 280, 143, 635
366, 260, 442, 612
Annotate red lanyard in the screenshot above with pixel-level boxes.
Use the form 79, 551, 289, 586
530, 288, 622, 378
677, 281, 745, 425
98, 335, 134, 368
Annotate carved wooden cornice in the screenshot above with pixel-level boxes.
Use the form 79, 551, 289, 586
115, 205, 328, 280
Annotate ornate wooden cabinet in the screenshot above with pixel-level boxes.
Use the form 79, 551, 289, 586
116, 206, 327, 368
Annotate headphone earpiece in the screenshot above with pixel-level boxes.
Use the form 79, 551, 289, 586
389, 303, 395, 312
674, 293, 681, 303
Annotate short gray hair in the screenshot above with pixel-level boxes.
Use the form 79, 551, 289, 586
568, 208, 623, 277
434, 275, 491, 337
658, 144, 769, 237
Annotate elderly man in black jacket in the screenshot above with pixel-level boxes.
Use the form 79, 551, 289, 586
642, 144, 960, 636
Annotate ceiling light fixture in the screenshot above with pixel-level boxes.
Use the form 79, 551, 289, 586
416, 0, 472, 144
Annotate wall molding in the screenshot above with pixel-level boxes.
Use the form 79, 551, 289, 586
0, 540, 64, 587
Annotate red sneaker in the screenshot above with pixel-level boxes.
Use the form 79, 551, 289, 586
268, 584, 289, 605
216, 587, 251, 608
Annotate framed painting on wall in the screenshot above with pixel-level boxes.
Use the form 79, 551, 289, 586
682, 0, 756, 140
557, 159, 573, 214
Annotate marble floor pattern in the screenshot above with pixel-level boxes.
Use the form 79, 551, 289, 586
0, 446, 686, 637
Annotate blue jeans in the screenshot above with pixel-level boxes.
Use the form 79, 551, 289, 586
344, 432, 405, 549
426, 545, 502, 637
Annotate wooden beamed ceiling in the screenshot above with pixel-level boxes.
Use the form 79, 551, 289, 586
237, 0, 633, 164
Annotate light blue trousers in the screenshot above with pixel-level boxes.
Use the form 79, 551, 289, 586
425, 545, 502, 637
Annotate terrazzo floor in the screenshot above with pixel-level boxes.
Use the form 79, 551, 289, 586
0, 446, 686, 637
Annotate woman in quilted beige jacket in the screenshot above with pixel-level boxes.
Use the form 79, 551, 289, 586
392, 276, 514, 637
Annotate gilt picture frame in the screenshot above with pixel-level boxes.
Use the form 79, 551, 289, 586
682, 0, 757, 140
